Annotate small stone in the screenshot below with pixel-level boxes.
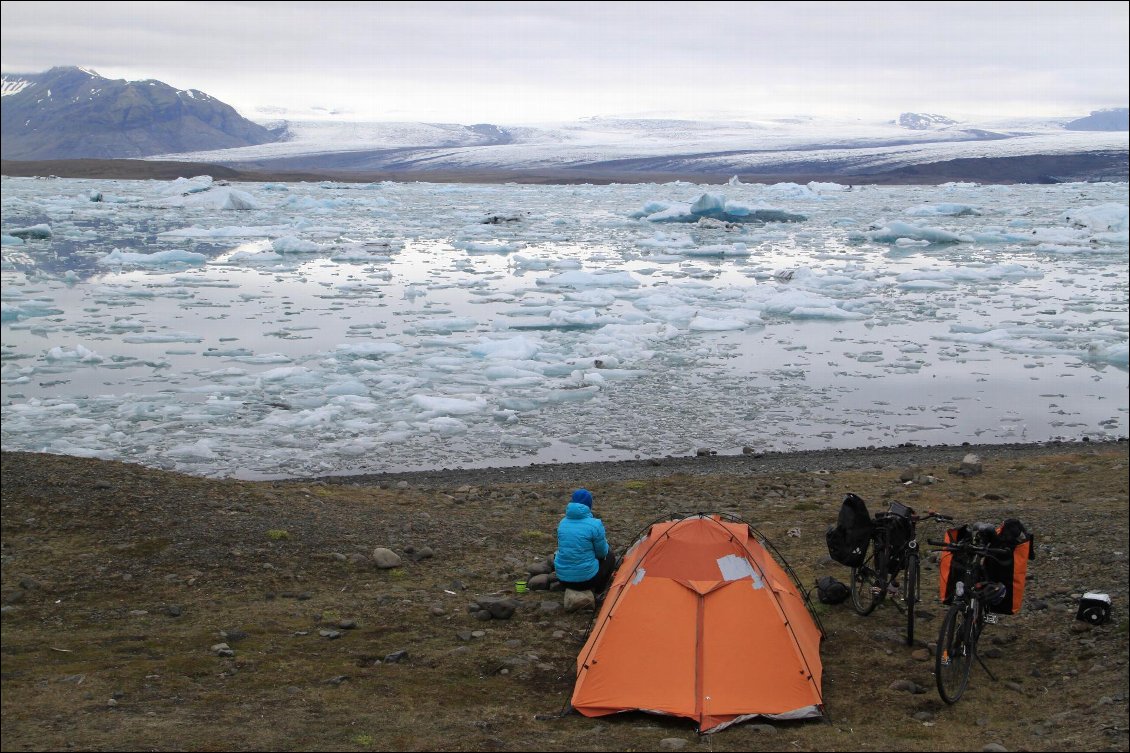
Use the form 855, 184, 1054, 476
372, 548, 402, 569
889, 679, 926, 694
564, 589, 596, 613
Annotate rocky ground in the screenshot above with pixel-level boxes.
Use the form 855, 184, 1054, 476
1, 440, 1127, 752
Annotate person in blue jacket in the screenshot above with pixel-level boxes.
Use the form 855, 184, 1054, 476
554, 488, 617, 595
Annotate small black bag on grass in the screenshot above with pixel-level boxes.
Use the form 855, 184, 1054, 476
826, 493, 874, 567
816, 575, 850, 604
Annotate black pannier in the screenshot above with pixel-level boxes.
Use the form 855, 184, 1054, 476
878, 501, 916, 569
981, 518, 1034, 615
826, 493, 874, 567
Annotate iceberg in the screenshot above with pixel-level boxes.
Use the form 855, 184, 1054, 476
633, 193, 806, 224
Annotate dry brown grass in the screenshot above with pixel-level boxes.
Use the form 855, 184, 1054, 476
1, 445, 1127, 752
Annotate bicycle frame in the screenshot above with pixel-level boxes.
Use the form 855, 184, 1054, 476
850, 507, 950, 646
932, 529, 1008, 704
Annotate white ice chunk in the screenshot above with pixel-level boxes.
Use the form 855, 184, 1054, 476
468, 336, 541, 359
159, 175, 214, 196
272, 236, 323, 253
537, 270, 640, 288
98, 248, 207, 266
852, 221, 970, 244
1062, 203, 1128, 233
411, 395, 489, 415
905, 203, 982, 217
45, 344, 103, 363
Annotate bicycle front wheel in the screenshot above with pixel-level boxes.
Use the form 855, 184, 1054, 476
850, 548, 886, 616
904, 553, 919, 646
935, 602, 975, 704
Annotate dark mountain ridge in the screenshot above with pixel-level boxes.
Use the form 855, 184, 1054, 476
0, 66, 278, 160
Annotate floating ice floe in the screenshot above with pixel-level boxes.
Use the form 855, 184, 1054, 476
905, 203, 982, 216
98, 248, 207, 266
156, 186, 260, 210
457, 239, 524, 254
159, 175, 214, 196
632, 193, 806, 224
1062, 203, 1129, 234
271, 236, 324, 253
850, 220, 971, 244
7, 224, 51, 239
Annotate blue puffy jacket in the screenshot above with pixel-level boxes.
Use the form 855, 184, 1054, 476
554, 502, 610, 583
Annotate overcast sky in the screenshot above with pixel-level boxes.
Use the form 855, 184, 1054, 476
1, 1, 1127, 124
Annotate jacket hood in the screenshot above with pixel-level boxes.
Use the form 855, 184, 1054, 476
565, 502, 595, 520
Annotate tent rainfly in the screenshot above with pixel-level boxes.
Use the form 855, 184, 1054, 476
570, 513, 825, 733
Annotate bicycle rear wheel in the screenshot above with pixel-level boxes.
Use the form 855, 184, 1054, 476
904, 553, 919, 646
850, 548, 886, 615
935, 602, 974, 704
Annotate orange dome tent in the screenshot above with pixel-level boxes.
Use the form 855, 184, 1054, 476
570, 513, 825, 733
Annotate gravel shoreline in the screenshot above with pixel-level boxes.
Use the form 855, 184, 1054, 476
301, 438, 1126, 489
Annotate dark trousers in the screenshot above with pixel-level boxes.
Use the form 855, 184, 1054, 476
559, 551, 617, 595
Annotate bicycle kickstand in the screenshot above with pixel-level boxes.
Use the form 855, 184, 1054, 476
975, 653, 998, 681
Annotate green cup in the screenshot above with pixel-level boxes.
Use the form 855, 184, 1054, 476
515, 580, 528, 593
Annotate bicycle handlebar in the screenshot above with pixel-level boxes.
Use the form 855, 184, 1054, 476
926, 538, 1011, 560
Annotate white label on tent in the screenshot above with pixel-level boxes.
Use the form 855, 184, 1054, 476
717, 555, 764, 589
632, 567, 646, 585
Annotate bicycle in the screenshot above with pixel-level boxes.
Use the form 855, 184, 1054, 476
928, 523, 1012, 704
849, 501, 952, 646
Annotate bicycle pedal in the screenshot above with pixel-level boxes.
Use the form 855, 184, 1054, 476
983, 614, 998, 624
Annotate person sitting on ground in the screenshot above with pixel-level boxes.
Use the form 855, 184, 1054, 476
554, 488, 616, 596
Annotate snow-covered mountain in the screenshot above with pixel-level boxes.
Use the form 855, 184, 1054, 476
895, 112, 959, 130
0, 67, 278, 160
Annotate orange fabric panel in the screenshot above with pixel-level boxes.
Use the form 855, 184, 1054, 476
939, 526, 959, 601
631, 520, 749, 580
572, 578, 700, 717
701, 581, 823, 717
1009, 539, 1032, 613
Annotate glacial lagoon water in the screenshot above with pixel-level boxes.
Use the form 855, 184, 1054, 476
2, 176, 1127, 478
